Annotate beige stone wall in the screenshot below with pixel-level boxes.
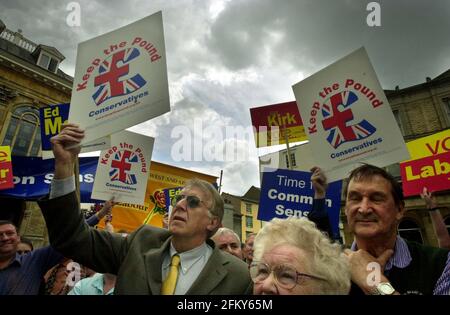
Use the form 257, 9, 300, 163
0, 62, 71, 248
389, 81, 450, 139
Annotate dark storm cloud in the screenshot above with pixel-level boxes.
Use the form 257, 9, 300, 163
2, 0, 449, 194
207, 0, 450, 88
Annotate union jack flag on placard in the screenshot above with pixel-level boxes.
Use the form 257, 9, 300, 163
109, 150, 138, 185
93, 48, 147, 105
321, 91, 376, 149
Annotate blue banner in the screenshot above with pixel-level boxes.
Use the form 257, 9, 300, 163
258, 168, 342, 237
39, 103, 70, 150
0, 156, 99, 203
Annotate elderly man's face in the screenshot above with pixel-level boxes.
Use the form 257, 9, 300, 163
345, 175, 404, 240
169, 186, 216, 240
213, 233, 243, 259
0, 224, 20, 257
252, 244, 322, 295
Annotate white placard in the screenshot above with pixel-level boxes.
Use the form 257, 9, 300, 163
91, 131, 154, 204
69, 11, 170, 145
292, 47, 410, 181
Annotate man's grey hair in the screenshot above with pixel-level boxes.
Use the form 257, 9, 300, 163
253, 217, 350, 295
184, 178, 224, 221
212, 227, 241, 244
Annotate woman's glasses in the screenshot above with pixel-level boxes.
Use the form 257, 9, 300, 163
250, 261, 327, 290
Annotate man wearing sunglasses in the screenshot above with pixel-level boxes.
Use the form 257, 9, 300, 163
37, 123, 252, 295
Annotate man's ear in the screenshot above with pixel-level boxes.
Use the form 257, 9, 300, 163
396, 202, 406, 221
207, 216, 220, 234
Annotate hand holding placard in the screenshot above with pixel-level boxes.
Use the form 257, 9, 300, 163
50, 123, 84, 179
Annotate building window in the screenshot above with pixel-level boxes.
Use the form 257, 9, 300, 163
445, 216, 450, 235
443, 97, 450, 123
246, 216, 253, 228
1, 105, 41, 156
48, 58, 58, 73
38, 53, 50, 69
393, 110, 404, 135
245, 203, 252, 215
37, 53, 59, 73
285, 152, 296, 168
398, 219, 423, 244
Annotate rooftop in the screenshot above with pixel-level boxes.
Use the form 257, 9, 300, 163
0, 21, 72, 82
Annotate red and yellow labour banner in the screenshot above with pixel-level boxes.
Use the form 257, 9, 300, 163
250, 101, 307, 147
0, 146, 14, 190
400, 129, 450, 196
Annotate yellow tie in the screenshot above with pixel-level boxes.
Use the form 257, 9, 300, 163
161, 254, 180, 295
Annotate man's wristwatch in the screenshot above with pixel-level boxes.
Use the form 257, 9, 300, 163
372, 282, 396, 295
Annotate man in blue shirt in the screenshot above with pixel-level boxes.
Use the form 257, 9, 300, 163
0, 200, 113, 295
0, 220, 63, 295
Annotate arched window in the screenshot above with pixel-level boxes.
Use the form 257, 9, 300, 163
445, 216, 450, 235
398, 218, 423, 244
1, 105, 41, 156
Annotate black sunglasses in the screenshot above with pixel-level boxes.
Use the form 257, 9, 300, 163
171, 194, 207, 209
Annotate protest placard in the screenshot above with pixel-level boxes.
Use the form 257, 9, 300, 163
91, 131, 154, 204
39, 103, 110, 159
258, 168, 342, 237
0, 146, 14, 190
69, 11, 170, 145
292, 47, 409, 181
250, 101, 307, 147
400, 129, 450, 196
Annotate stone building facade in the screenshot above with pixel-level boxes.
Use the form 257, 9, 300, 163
0, 21, 72, 248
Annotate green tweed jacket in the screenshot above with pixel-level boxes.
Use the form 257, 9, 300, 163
38, 191, 252, 295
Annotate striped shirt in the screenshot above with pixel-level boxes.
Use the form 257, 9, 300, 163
351, 236, 450, 295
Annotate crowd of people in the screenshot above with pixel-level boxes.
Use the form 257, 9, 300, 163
0, 124, 449, 295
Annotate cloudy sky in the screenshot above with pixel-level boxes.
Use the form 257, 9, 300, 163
2, 0, 450, 195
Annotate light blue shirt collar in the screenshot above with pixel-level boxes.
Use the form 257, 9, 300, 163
90, 273, 114, 295
164, 242, 210, 275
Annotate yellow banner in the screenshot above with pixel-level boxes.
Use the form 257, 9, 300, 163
405, 129, 450, 161
98, 161, 217, 232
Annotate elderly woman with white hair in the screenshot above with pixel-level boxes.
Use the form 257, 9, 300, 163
251, 217, 350, 295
